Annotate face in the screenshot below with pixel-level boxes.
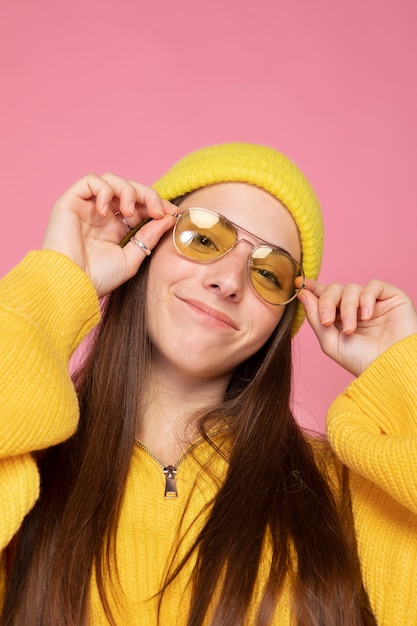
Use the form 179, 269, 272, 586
146, 182, 301, 384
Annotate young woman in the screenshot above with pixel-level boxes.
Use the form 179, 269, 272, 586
1, 143, 416, 626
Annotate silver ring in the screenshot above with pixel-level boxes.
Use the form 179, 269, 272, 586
114, 211, 133, 231
131, 237, 151, 256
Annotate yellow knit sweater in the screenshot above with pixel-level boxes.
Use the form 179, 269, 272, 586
1, 251, 416, 625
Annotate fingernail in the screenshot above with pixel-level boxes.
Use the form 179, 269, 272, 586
127, 202, 135, 216
320, 308, 332, 324
343, 318, 354, 332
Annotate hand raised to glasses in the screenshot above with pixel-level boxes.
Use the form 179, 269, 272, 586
298, 278, 417, 376
42, 173, 177, 298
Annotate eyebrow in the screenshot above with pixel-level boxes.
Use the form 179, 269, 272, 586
212, 209, 299, 262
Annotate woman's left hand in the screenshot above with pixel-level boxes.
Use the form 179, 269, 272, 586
297, 279, 417, 376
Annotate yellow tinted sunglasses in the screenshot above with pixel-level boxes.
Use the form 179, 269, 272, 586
122, 207, 304, 305
173, 207, 304, 306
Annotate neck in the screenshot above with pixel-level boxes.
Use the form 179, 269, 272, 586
137, 363, 231, 464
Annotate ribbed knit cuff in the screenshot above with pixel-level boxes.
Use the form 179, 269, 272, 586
327, 334, 417, 512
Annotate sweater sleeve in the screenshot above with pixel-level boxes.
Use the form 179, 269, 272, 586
327, 336, 417, 625
327, 334, 417, 512
0, 251, 100, 549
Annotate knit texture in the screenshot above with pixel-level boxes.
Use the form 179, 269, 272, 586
152, 143, 324, 334
1, 253, 417, 625
0, 252, 100, 549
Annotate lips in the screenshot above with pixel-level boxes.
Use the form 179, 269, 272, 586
178, 297, 239, 330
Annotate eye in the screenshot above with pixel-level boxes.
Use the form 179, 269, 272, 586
193, 231, 218, 250
253, 267, 284, 289
179, 229, 227, 260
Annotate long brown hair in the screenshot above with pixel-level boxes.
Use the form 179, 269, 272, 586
2, 257, 374, 625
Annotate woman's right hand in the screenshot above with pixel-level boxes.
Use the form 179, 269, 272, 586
42, 173, 177, 297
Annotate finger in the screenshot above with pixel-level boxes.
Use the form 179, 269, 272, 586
301, 278, 329, 298
359, 279, 400, 320
161, 197, 181, 216
61, 173, 115, 216
128, 180, 170, 218
101, 173, 145, 218
338, 283, 363, 334
122, 214, 176, 274
296, 285, 321, 329
296, 285, 338, 348
303, 281, 366, 334
102, 175, 179, 224
315, 283, 344, 326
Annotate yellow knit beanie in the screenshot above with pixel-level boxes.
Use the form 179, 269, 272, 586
152, 142, 324, 334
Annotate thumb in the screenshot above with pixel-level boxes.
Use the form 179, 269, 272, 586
297, 282, 336, 347
297, 284, 320, 331
121, 214, 176, 277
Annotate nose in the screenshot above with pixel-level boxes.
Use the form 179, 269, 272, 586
202, 241, 251, 301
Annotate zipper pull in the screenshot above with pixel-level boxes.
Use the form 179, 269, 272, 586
163, 465, 178, 498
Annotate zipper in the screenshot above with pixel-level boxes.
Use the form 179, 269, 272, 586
134, 427, 229, 499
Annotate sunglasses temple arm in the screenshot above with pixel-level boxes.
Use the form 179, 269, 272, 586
119, 218, 153, 248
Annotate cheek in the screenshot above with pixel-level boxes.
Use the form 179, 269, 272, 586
248, 305, 286, 350
147, 235, 178, 284
146, 238, 197, 318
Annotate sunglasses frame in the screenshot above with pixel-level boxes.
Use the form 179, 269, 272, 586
172, 207, 305, 306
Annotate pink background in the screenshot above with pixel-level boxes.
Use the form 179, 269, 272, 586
1, 0, 416, 432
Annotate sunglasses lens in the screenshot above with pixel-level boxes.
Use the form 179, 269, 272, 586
250, 247, 303, 305
174, 209, 304, 306
174, 208, 236, 260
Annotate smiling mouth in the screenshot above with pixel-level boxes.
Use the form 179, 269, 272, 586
179, 298, 239, 330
